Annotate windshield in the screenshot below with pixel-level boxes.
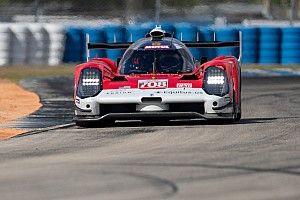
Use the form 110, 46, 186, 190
119, 49, 195, 74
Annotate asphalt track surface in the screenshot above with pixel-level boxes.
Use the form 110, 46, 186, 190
10, 77, 74, 129
0, 76, 299, 200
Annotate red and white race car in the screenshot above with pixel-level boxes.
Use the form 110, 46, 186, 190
74, 26, 242, 127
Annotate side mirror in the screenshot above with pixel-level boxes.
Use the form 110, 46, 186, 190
117, 57, 121, 67
200, 56, 208, 65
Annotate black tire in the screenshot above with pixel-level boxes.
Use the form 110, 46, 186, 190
226, 91, 238, 123
233, 91, 241, 122
75, 120, 115, 128
211, 91, 239, 124
75, 121, 96, 128
236, 112, 241, 121
236, 69, 242, 121
235, 90, 242, 121
142, 118, 169, 125
101, 120, 115, 127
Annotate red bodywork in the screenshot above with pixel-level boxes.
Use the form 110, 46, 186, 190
74, 56, 241, 106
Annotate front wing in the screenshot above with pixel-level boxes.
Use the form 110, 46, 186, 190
74, 88, 234, 122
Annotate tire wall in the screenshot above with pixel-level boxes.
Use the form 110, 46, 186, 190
214, 27, 239, 58
0, 23, 65, 66
258, 27, 281, 64
105, 25, 126, 61
0, 24, 11, 66
281, 27, 300, 64
1, 23, 300, 66
240, 27, 259, 64
197, 27, 216, 60
174, 22, 200, 59
63, 26, 83, 63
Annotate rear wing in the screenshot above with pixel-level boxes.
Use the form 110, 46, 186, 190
85, 31, 242, 62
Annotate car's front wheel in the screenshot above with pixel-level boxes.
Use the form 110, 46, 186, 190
75, 121, 96, 128
75, 120, 115, 128
233, 91, 241, 122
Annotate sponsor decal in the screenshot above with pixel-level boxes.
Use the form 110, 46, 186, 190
138, 79, 168, 89
152, 42, 161, 46
106, 91, 132, 95
176, 83, 192, 88
119, 86, 131, 89
144, 45, 170, 49
155, 90, 203, 95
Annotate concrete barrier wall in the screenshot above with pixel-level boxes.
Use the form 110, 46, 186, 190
0, 22, 300, 66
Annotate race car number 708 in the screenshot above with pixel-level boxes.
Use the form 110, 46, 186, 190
138, 80, 168, 89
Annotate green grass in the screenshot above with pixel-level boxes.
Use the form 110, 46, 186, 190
0, 65, 75, 83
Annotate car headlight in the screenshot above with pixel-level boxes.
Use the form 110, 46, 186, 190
77, 68, 102, 98
203, 66, 229, 96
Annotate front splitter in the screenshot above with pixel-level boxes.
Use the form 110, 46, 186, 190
74, 111, 233, 122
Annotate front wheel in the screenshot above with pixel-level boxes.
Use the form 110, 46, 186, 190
235, 69, 242, 121
142, 118, 170, 125
75, 121, 97, 128
101, 120, 115, 127
235, 112, 241, 121
75, 120, 115, 128
233, 91, 241, 122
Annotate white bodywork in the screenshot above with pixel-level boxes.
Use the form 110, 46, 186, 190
75, 88, 232, 117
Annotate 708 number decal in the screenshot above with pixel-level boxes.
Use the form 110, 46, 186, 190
138, 80, 168, 89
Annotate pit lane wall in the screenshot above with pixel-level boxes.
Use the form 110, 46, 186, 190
0, 22, 300, 66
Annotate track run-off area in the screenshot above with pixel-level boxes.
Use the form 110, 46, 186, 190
0, 76, 299, 200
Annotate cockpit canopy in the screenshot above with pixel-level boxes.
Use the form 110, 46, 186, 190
119, 37, 195, 74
